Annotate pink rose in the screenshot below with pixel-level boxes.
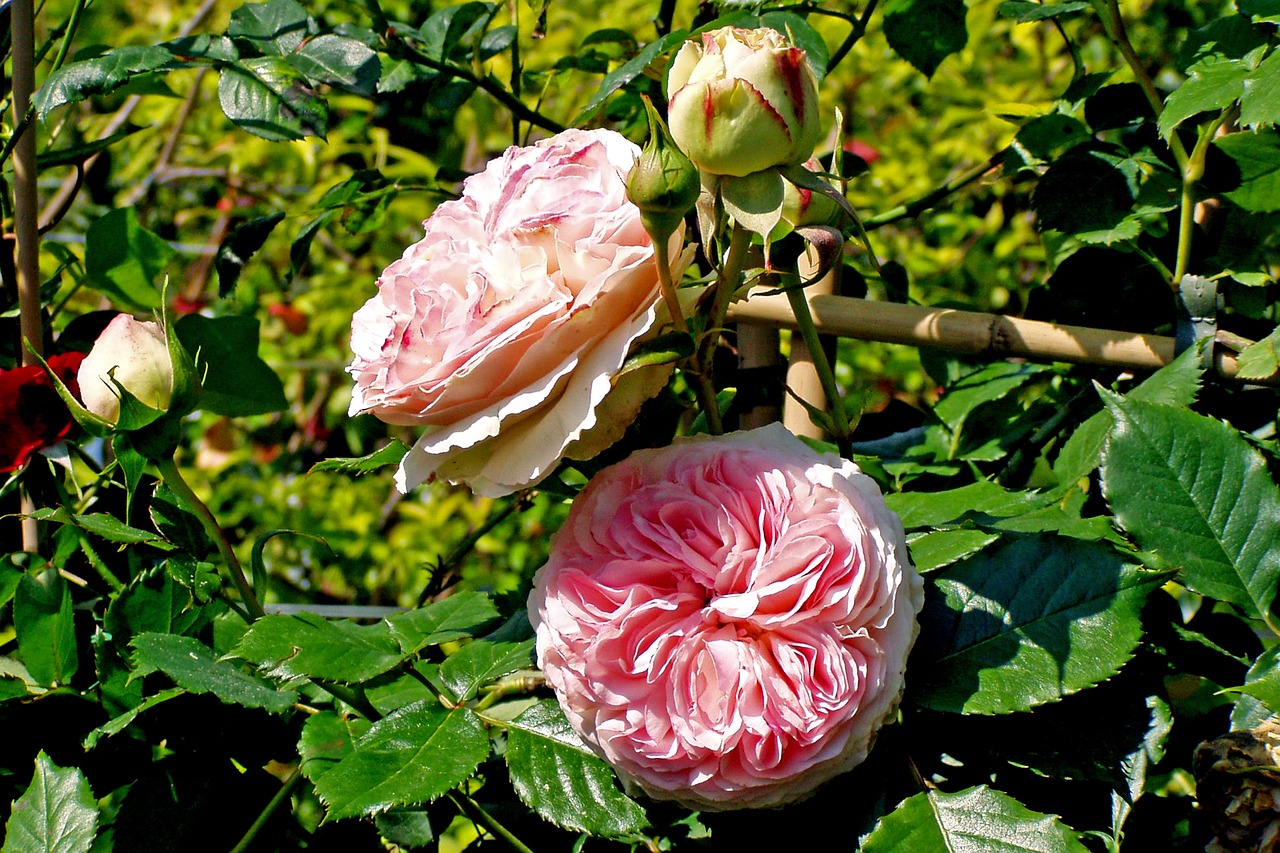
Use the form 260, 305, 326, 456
348, 128, 679, 497
79, 314, 174, 423
529, 424, 923, 810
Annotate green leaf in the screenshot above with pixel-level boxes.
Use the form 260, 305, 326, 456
34, 45, 177, 118
14, 570, 78, 688
214, 213, 285, 296
84, 208, 174, 311
932, 362, 1046, 434
299, 711, 369, 783
1, 556, 26, 609
1158, 56, 1250, 137
914, 536, 1158, 714
289, 34, 380, 95
1054, 348, 1204, 484
997, 1, 1090, 22
1238, 646, 1280, 713
437, 639, 534, 702
1239, 0, 1280, 23
1, 752, 98, 853
308, 440, 409, 476
1100, 393, 1280, 618
288, 210, 339, 280
131, 633, 297, 713
506, 700, 647, 837
861, 785, 1088, 852
578, 30, 688, 123
882, 0, 968, 78
1236, 326, 1280, 380
620, 331, 695, 375
1032, 147, 1141, 243
315, 701, 489, 820
28, 507, 172, 548
235, 612, 405, 683
150, 482, 215, 558
375, 810, 437, 849
418, 3, 496, 62
83, 687, 184, 750
227, 0, 312, 55
175, 314, 286, 417
1216, 129, 1280, 213
217, 56, 328, 142
906, 529, 999, 572
887, 480, 1046, 529
1241, 49, 1280, 129
385, 592, 500, 655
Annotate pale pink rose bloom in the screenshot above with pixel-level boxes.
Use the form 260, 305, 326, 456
79, 314, 174, 423
529, 424, 923, 810
348, 128, 676, 497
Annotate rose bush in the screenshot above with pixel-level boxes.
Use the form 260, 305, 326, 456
529, 424, 923, 810
667, 27, 822, 179
79, 314, 174, 423
347, 128, 683, 497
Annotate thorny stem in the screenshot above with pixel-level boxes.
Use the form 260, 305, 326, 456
472, 671, 545, 712
229, 765, 304, 853
155, 458, 265, 620
320, 681, 382, 721
448, 790, 538, 853
420, 495, 526, 605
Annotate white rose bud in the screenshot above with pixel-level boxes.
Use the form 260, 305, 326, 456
667, 27, 822, 178
79, 314, 174, 423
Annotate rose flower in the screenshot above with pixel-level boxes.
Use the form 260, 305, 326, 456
348, 128, 681, 497
529, 424, 923, 810
0, 352, 85, 472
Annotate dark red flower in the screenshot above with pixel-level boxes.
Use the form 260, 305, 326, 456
0, 352, 86, 472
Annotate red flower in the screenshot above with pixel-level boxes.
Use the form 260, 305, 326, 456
0, 352, 86, 472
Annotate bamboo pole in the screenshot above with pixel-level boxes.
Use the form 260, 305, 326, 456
727, 291, 1265, 382
13, 0, 42, 552
782, 248, 833, 439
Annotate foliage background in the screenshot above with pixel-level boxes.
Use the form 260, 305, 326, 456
2, 0, 1279, 849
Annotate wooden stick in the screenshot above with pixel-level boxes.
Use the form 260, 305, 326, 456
13, 0, 41, 552
783, 248, 832, 439
727, 291, 1264, 382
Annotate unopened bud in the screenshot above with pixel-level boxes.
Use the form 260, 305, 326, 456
627, 96, 701, 246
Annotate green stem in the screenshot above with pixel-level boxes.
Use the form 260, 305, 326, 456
387, 36, 564, 134
447, 790, 537, 853
360, 0, 388, 33
864, 151, 1004, 230
472, 671, 544, 712
47, 0, 90, 76
1091, 0, 1189, 171
785, 284, 853, 456
827, 0, 878, 70
1171, 111, 1228, 285
319, 681, 382, 721
229, 765, 304, 853
695, 223, 751, 435
654, 238, 689, 336
156, 458, 265, 620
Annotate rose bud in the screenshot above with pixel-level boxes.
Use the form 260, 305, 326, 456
667, 26, 822, 178
626, 95, 701, 247
79, 314, 174, 423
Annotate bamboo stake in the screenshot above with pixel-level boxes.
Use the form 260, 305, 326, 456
13, 0, 42, 552
782, 248, 833, 439
728, 291, 1266, 383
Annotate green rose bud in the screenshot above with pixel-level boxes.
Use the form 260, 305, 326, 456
667, 27, 822, 178
626, 96, 701, 246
